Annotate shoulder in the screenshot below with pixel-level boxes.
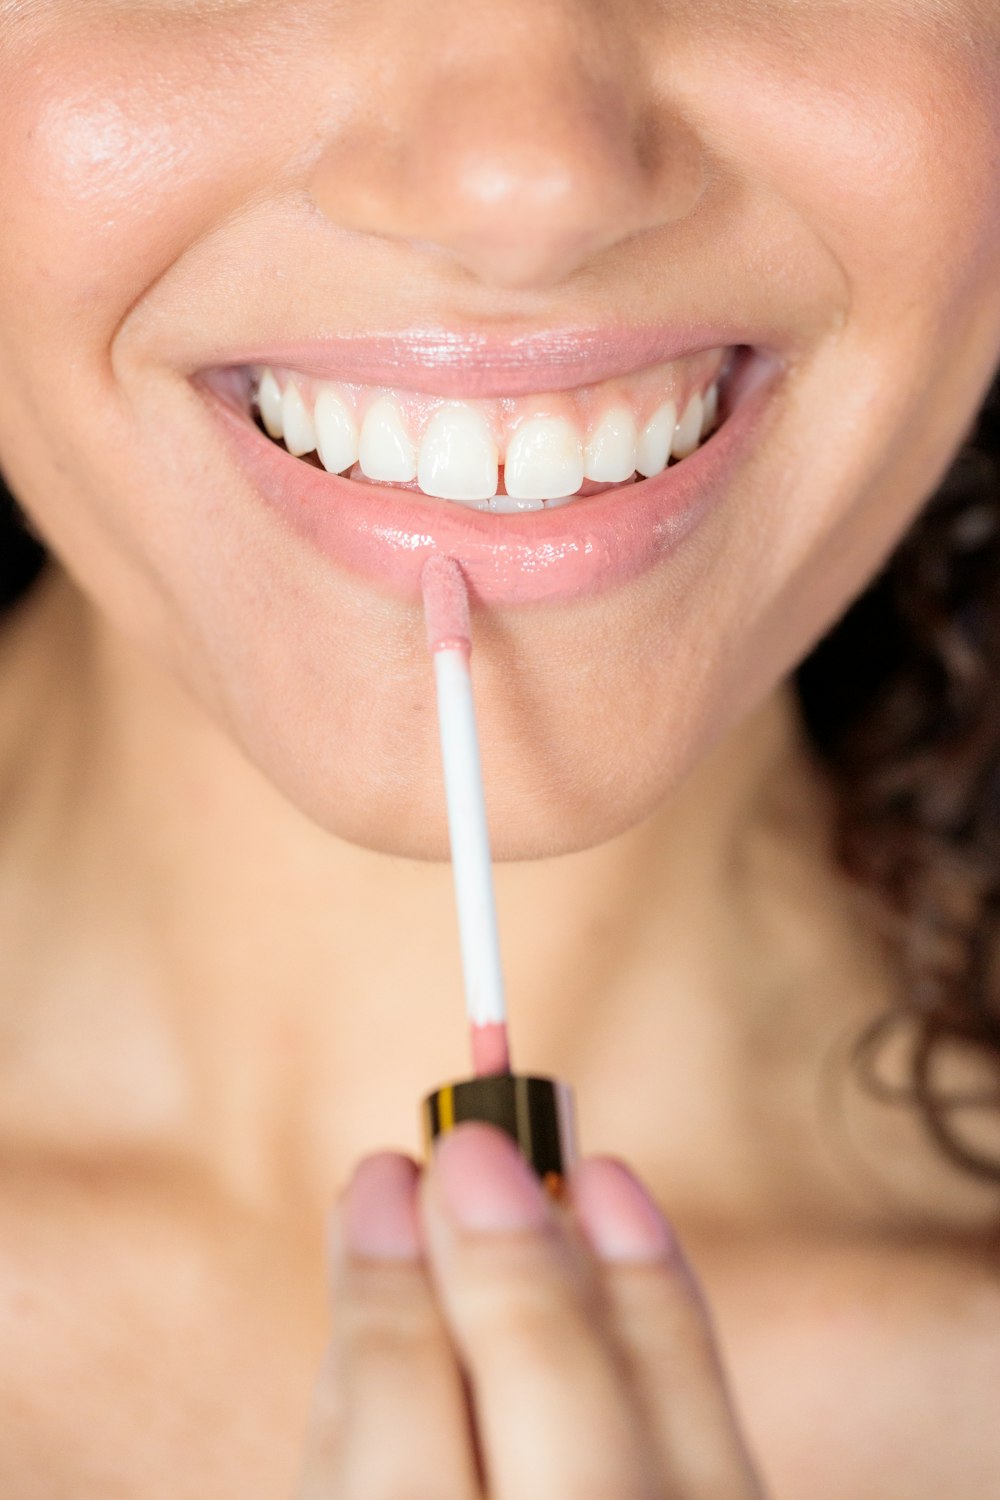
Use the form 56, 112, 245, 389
718, 1231, 1000, 1500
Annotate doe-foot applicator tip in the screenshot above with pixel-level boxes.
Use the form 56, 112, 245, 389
421, 554, 471, 655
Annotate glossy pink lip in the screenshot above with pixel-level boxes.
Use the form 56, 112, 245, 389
200, 348, 780, 606
195, 322, 781, 399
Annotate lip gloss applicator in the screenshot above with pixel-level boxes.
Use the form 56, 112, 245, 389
419, 555, 576, 1197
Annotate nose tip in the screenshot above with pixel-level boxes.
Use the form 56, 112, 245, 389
308, 57, 705, 293
395, 117, 654, 290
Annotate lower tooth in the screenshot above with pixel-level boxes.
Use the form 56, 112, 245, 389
492, 495, 544, 513
445, 495, 490, 511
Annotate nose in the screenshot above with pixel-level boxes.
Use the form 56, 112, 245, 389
306, 2, 705, 292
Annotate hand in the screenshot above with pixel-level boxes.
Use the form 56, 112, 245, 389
297, 1122, 765, 1498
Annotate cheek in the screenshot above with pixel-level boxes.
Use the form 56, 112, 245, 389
690, 8, 1000, 319
0, 6, 293, 592
696, 10, 1000, 619
1, 33, 182, 345
625, 11, 1000, 795
0, 7, 290, 368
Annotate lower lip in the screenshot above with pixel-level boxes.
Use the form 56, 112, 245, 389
205, 365, 776, 606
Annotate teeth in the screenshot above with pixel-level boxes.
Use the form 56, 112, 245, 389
635, 400, 677, 478
417, 403, 498, 501
584, 406, 637, 483
252, 363, 727, 507
701, 382, 719, 436
490, 494, 545, 513
281, 380, 317, 457
504, 415, 584, 501
257, 368, 285, 440
358, 396, 417, 483
314, 388, 359, 475
672, 392, 704, 460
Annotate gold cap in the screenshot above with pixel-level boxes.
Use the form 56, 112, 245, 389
422, 1073, 577, 1199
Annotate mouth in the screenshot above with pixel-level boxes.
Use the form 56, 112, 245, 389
198, 333, 781, 605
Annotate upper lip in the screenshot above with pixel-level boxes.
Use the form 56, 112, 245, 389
199, 321, 774, 400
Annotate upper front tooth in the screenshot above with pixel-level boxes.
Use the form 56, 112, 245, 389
635, 400, 676, 478
584, 405, 637, 483
417, 403, 498, 501
282, 380, 317, 456
314, 387, 359, 475
257, 368, 284, 440
504, 415, 584, 500
672, 392, 704, 459
359, 396, 417, 482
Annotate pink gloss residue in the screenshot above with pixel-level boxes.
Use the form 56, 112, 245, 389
471, 1021, 511, 1076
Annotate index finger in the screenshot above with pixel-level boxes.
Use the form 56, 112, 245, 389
420, 1124, 665, 1500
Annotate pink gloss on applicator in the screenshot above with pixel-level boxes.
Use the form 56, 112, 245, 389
419, 556, 576, 1195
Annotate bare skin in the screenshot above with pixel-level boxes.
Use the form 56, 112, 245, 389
1, 0, 1000, 1494
2, 566, 1000, 1498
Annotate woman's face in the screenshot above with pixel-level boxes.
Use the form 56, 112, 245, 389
1, 0, 998, 858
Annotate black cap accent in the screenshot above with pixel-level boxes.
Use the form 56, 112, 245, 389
422, 1073, 576, 1191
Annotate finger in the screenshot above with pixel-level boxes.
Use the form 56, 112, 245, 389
420, 1123, 663, 1500
572, 1157, 764, 1499
297, 1152, 481, 1500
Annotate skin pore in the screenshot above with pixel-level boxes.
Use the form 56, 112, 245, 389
1, 0, 1000, 1495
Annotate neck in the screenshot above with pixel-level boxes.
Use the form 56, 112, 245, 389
0, 566, 912, 1226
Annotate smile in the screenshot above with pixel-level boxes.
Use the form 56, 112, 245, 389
249, 351, 726, 510
198, 333, 781, 605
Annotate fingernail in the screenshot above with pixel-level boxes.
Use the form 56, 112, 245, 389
432, 1122, 550, 1233
342, 1153, 422, 1261
571, 1158, 675, 1263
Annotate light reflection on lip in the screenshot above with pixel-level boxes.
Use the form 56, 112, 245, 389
193, 321, 784, 400
199, 347, 781, 607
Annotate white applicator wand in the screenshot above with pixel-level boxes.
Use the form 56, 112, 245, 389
420, 553, 511, 1078
419, 554, 576, 1194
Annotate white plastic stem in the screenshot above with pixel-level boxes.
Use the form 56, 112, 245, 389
433, 646, 507, 1029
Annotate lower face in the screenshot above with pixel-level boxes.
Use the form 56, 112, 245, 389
0, 1, 999, 860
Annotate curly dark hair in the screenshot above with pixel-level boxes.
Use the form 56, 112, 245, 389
2, 373, 1000, 1177
798, 372, 1000, 1180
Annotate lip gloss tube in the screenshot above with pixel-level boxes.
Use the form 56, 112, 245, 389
423, 1072, 577, 1199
